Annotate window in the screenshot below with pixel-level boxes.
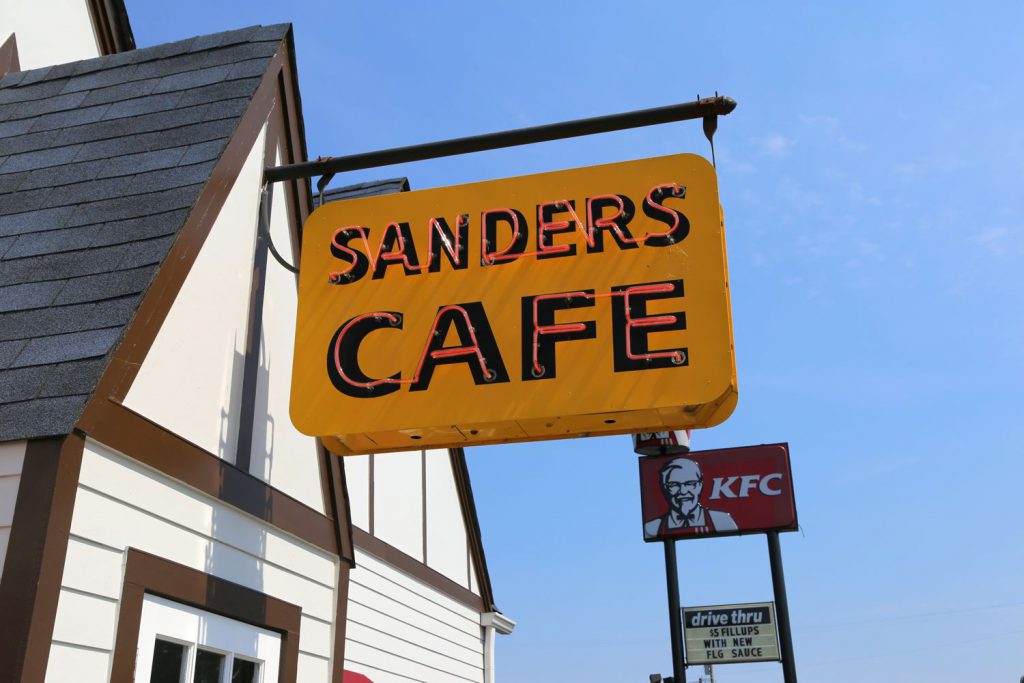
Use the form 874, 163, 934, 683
136, 594, 281, 683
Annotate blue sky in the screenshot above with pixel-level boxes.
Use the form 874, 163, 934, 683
133, 2, 1024, 681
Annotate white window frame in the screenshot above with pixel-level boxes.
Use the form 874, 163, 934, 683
135, 593, 281, 683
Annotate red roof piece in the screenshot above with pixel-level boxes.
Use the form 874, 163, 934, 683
342, 671, 374, 683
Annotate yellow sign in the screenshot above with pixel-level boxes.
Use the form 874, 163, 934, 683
290, 153, 736, 455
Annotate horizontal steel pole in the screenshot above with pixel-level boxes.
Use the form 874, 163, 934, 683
264, 95, 736, 183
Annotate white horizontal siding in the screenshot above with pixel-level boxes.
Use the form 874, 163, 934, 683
49, 439, 340, 679
297, 652, 331, 680
76, 442, 334, 587
300, 614, 334, 657
346, 603, 482, 668
346, 547, 484, 683
344, 640, 479, 683
69, 486, 335, 623
51, 588, 119, 651
0, 440, 25, 476
354, 551, 481, 634
60, 537, 124, 599
0, 440, 26, 578
45, 642, 111, 683
346, 583, 480, 651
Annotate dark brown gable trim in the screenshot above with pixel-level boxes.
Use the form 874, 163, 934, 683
86, 0, 135, 55
83, 400, 338, 556
0, 33, 19, 78
450, 448, 498, 612
110, 548, 301, 683
0, 434, 85, 683
353, 527, 484, 612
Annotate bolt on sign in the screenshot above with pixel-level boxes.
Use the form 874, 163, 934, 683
639, 443, 797, 541
683, 603, 780, 665
290, 153, 737, 455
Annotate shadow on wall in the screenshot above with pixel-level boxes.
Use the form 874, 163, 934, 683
218, 332, 247, 465
248, 323, 275, 483
207, 342, 272, 659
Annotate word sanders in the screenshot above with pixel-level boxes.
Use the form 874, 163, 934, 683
325, 183, 688, 285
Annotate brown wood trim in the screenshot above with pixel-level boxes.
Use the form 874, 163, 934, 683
352, 527, 484, 612
324, 449, 354, 681
110, 548, 301, 683
80, 399, 338, 556
276, 30, 312, 231
324, 447, 354, 564
449, 448, 497, 612
86, 0, 135, 55
0, 435, 85, 682
0, 33, 19, 78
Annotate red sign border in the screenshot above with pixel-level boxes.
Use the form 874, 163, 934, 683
638, 442, 798, 543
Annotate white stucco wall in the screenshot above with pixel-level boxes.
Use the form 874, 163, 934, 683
124, 125, 264, 466
3, 0, 100, 70
345, 448, 479, 591
248, 144, 324, 513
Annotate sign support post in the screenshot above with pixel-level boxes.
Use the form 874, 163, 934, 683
663, 539, 686, 682
767, 531, 797, 683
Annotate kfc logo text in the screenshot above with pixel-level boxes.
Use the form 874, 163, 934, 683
708, 473, 784, 500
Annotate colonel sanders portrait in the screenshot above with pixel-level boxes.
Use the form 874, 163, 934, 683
644, 457, 738, 538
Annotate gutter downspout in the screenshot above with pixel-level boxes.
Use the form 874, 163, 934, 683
480, 611, 516, 683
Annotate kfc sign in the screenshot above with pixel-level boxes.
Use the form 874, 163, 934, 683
638, 443, 797, 541
291, 154, 737, 455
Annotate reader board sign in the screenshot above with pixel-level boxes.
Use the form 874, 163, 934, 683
684, 602, 780, 665
290, 153, 737, 455
639, 443, 796, 541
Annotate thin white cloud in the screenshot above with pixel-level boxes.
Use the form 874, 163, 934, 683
757, 133, 794, 157
974, 227, 1010, 255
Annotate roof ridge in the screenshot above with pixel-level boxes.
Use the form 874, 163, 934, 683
0, 24, 290, 91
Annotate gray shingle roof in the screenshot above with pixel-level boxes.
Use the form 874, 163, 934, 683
321, 178, 410, 203
0, 24, 291, 442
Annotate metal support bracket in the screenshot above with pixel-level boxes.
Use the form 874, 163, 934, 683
258, 184, 299, 273
264, 95, 736, 184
